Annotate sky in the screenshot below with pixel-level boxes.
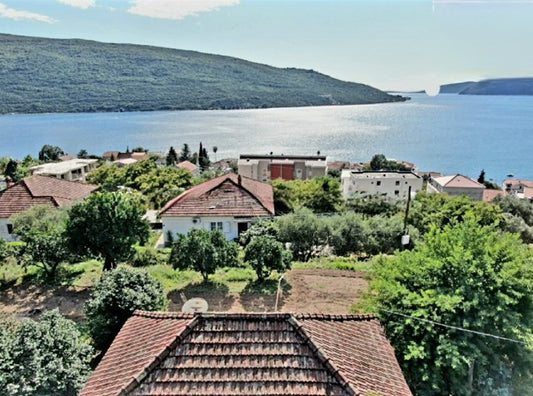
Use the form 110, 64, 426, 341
0, 0, 532, 92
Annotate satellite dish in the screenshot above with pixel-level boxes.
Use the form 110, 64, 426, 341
181, 297, 208, 313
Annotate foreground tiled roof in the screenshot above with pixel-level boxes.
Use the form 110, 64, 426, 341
80, 312, 412, 396
0, 175, 98, 218
160, 174, 274, 217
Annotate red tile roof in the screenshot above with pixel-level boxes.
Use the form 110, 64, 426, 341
176, 160, 198, 172
0, 175, 99, 218
504, 179, 533, 189
483, 189, 506, 202
160, 174, 274, 217
80, 312, 412, 396
433, 174, 484, 189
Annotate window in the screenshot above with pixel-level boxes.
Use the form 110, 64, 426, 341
210, 222, 223, 231
394, 190, 400, 196
7, 224, 13, 234
395, 181, 400, 186
376, 181, 382, 186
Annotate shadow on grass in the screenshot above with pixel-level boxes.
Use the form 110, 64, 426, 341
167, 280, 235, 312
240, 279, 292, 312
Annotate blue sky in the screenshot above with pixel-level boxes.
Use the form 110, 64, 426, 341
1, 0, 532, 91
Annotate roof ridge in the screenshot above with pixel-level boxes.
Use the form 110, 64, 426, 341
224, 176, 275, 216
133, 311, 378, 321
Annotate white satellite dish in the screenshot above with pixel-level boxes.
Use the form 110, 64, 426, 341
181, 297, 208, 313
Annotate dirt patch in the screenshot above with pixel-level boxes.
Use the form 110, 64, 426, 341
281, 269, 368, 314
0, 268, 369, 320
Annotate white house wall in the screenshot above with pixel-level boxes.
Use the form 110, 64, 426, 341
0, 219, 16, 242
162, 216, 248, 243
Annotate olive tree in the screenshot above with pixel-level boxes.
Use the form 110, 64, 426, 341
169, 229, 238, 280
244, 236, 292, 281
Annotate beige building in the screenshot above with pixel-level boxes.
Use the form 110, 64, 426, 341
504, 179, 533, 201
341, 170, 423, 200
427, 174, 485, 201
30, 158, 98, 182
238, 154, 327, 182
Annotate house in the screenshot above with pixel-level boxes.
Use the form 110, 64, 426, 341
79, 311, 413, 396
0, 175, 98, 241
238, 154, 327, 182
176, 160, 199, 176
483, 189, 506, 202
340, 170, 423, 200
427, 174, 485, 201
30, 158, 98, 182
160, 174, 274, 242
504, 179, 533, 201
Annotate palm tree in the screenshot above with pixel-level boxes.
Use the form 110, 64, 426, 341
213, 146, 218, 162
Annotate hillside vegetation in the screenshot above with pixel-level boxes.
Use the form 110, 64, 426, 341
0, 34, 406, 114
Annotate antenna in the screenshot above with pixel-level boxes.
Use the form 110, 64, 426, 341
181, 297, 208, 313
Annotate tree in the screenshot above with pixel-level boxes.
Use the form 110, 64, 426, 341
135, 166, 194, 208
271, 176, 342, 214
38, 144, 64, 162
77, 149, 88, 159
212, 146, 218, 162
276, 208, 330, 261
477, 169, 486, 184
369, 154, 388, 170
11, 205, 71, 278
362, 218, 533, 396
84, 267, 166, 352
0, 310, 93, 396
66, 192, 150, 270
179, 143, 191, 162
166, 146, 178, 166
327, 212, 366, 256
169, 229, 238, 281
244, 236, 292, 281
4, 159, 18, 181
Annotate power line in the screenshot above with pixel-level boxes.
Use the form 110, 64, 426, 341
379, 308, 528, 346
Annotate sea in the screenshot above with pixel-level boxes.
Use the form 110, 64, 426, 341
1, 93, 532, 183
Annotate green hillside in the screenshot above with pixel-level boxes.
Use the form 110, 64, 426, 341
0, 34, 406, 114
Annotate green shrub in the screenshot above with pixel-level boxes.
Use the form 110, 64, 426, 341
84, 266, 166, 352
244, 236, 292, 281
0, 310, 93, 396
132, 246, 166, 267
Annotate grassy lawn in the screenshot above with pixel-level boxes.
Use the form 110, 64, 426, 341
292, 256, 373, 273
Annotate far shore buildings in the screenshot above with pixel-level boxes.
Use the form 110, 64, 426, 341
427, 174, 485, 201
504, 179, 533, 201
160, 173, 274, 242
238, 154, 327, 182
340, 170, 423, 200
30, 158, 98, 182
0, 175, 98, 241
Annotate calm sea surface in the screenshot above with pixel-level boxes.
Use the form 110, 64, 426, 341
1, 93, 532, 182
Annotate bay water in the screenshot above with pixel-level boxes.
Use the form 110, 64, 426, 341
1, 93, 531, 182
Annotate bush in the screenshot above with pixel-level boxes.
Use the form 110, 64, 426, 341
84, 266, 166, 352
131, 246, 166, 267
244, 236, 292, 281
0, 310, 93, 396
0, 239, 7, 261
239, 219, 280, 246
327, 212, 366, 256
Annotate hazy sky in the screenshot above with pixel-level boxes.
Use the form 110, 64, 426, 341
1, 0, 531, 91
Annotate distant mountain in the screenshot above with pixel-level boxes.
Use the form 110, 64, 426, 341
0, 34, 406, 114
458, 78, 533, 96
438, 81, 476, 94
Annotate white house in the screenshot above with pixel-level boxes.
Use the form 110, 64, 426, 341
427, 174, 485, 201
160, 174, 274, 242
504, 179, 533, 201
30, 158, 98, 182
340, 170, 423, 200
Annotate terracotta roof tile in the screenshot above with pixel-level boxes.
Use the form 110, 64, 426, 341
432, 174, 484, 189
0, 175, 98, 218
81, 312, 412, 396
160, 174, 274, 217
